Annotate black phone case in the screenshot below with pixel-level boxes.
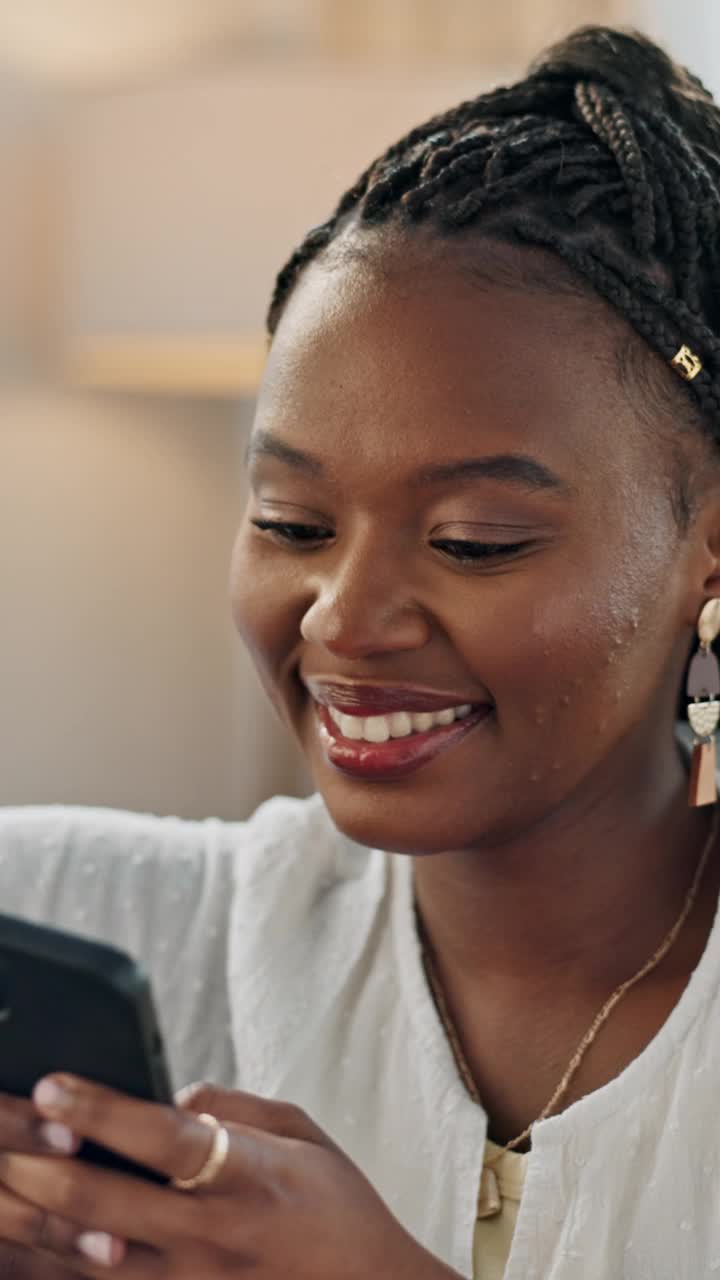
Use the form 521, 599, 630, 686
0, 911, 173, 1182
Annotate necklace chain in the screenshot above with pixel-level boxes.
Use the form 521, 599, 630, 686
418, 808, 720, 1166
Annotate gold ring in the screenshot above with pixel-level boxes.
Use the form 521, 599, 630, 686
171, 1113, 230, 1192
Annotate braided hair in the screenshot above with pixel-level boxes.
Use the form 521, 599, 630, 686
267, 27, 720, 454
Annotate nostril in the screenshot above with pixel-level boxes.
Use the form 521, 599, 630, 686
300, 599, 430, 658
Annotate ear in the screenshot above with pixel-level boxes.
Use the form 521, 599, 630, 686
685, 493, 720, 625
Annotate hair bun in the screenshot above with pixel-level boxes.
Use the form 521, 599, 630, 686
530, 25, 718, 146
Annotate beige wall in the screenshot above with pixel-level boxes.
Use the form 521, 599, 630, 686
0, 77, 52, 380
0, 386, 304, 818
58, 63, 485, 342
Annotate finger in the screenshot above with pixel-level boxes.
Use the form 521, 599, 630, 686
0, 1155, 195, 1250
173, 1082, 205, 1108
71, 1239, 227, 1279
176, 1083, 331, 1144
71, 1237, 162, 1277
34, 1076, 334, 1187
32, 1087, 262, 1204
33, 1078, 216, 1192
0, 1094, 80, 1158
0, 1239, 87, 1279
0, 1179, 94, 1261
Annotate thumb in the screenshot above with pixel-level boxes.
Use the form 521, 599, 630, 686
174, 1081, 208, 1110
174, 1083, 334, 1146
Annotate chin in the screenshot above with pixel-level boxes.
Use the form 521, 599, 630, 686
313, 774, 484, 856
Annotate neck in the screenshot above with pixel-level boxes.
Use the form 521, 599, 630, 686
413, 730, 717, 996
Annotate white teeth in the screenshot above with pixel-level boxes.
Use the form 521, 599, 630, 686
340, 714, 363, 740
364, 715, 390, 743
324, 703, 477, 743
389, 712, 413, 738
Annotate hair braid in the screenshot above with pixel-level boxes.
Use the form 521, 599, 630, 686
574, 81, 656, 254
267, 25, 720, 441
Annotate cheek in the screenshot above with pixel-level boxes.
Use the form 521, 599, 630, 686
517, 594, 643, 729
451, 537, 678, 773
229, 531, 301, 696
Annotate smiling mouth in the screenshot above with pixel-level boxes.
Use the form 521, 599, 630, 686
326, 701, 475, 742
313, 700, 492, 780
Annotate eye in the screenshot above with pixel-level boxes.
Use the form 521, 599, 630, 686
430, 537, 534, 564
250, 518, 334, 547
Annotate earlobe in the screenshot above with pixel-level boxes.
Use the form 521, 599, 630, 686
701, 563, 720, 603
705, 506, 720, 579
683, 500, 720, 625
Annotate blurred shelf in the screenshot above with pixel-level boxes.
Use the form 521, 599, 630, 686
63, 334, 267, 397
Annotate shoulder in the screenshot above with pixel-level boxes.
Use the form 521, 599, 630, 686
228, 795, 393, 1097
0, 793, 376, 908
0, 803, 240, 861
230, 792, 389, 971
0, 804, 248, 942
0, 793, 384, 949
233, 791, 384, 903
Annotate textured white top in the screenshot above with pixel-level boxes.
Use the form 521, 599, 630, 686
0, 793, 718, 1279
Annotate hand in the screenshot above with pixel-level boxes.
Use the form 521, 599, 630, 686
0, 1092, 85, 1278
0, 1076, 463, 1279
0, 1241, 84, 1278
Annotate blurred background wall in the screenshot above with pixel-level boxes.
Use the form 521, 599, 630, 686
1, 0, 717, 819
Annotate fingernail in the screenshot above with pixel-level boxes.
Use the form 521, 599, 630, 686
39, 1121, 77, 1153
34, 1078, 71, 1113
174, 1082, 203, 1107
77, 1232, 125, 1267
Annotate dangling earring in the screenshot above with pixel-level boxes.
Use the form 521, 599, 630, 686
687, 599, 720, 806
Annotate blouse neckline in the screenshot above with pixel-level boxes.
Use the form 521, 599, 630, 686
393, 835, 720, 1155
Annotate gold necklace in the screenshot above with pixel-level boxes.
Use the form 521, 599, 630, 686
417, 808, 719, 1219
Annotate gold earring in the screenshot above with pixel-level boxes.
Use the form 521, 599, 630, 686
687, 600, 720, 806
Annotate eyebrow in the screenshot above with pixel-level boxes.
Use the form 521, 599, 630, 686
246, 431, 323, 478
413, 454, 569, 494
246, 430, 569, 495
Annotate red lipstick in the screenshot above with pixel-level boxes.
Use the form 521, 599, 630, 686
304, 677, 489, 718
313, 702, 492, 781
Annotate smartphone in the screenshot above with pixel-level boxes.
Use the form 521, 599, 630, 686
0, 910, 174, 1182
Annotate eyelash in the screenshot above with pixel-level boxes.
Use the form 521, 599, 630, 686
251, 519, 333, 544
430, 537, 532, 563
250, 519, 533, 564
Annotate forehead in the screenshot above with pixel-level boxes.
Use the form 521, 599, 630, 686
256, 237, 644, 481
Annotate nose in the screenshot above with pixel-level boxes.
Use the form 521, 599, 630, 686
300, 547, 431, 660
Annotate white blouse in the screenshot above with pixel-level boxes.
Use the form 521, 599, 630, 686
0, 793, 718, 1279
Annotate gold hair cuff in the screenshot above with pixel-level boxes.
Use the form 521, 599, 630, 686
671, 344, 703, 380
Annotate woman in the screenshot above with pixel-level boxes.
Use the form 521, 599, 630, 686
1, 23, 719, 1280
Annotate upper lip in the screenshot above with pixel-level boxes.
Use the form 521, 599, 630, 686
302, 675, 489, 715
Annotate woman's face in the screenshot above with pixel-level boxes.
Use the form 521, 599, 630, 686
230, 237, 703, 854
